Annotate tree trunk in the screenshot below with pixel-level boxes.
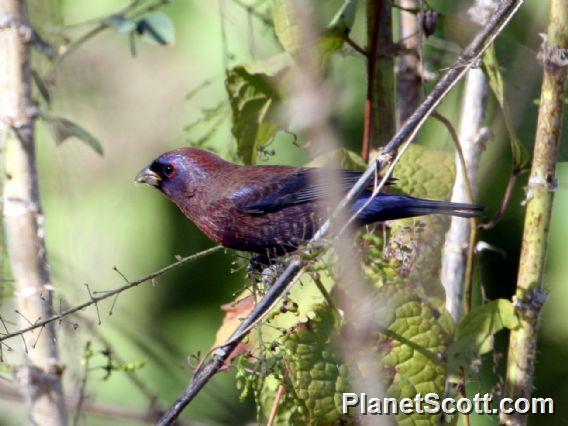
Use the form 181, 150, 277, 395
502, 0, 568, 424
0, 0, 68, 424
396, 0, 422, 127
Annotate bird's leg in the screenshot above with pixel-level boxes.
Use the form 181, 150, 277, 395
247, 252, 286, 289
247, 253, 271, 277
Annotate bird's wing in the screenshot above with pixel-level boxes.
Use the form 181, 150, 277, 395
231, 168, 394, 214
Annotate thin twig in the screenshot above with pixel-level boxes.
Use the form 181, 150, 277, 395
0, 381, 197, 425
478, 167, 522, 230
432, 111, 475, 204
267, 384, 285, 426
157, 2, 524, 424
229, 0, 273, 27
0, 246, 222, 344
73, 341, 92, 426
345, 35, 368, 57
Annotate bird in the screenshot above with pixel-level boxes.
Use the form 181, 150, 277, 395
136, 147, 482, 260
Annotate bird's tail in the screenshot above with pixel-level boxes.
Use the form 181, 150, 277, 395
353, 193, 484, 225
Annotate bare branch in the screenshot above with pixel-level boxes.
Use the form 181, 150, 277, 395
0, 246, 222, 344
0, 381, 199, 425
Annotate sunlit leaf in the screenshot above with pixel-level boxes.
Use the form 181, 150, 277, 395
272, 0, 301, 57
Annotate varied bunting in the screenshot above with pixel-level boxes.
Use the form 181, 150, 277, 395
136, 148, 482, 257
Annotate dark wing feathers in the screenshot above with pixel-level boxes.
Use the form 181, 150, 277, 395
233, 168, 394, 214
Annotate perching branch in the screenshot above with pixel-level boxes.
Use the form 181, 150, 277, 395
0, 1, 67, 424
503, 1, 568, 424
157, 1, 524, 424
0, 246, 221, 344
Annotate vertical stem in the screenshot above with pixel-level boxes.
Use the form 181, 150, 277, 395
363, 0, 396, 162
396, 0, 422, 127
441, 66, 489, 322
0, 1, 68, 425
503, 0, 568, 424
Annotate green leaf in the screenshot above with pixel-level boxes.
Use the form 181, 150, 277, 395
42, 114, 104, 156
483, 45, 530, 170
392, 144, 455, 200
280, 304, 351, 424
320, 0, 358, 60
448, 299, 520, 371
374, 285, 454, 425
272, 0, 301, 57
272, 0, 358, 63
328, 0, 357, 34
136, 12, 175, 46
105, 14, 137, 33
225, 54, 292, 165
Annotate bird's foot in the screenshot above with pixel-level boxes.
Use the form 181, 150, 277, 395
247, 254, 285, 287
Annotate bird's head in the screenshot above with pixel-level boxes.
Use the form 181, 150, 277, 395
135, 147, 229, 199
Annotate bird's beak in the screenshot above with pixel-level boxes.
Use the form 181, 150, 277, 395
135, 167, 161, 187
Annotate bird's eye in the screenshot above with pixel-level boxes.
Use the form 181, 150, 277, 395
163, 164, 176, 178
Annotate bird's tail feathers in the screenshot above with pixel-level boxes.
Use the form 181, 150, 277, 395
404, 199, 484, 219
354, 193, 484, 224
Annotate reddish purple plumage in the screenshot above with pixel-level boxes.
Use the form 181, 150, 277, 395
136, 148, 483, 257
145, 148, 322, 254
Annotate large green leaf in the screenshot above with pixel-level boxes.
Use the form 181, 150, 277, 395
279, 304, 351, 424
373, 285, 454, 425
225, 53, 292, 165
391, 144, 455, 200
